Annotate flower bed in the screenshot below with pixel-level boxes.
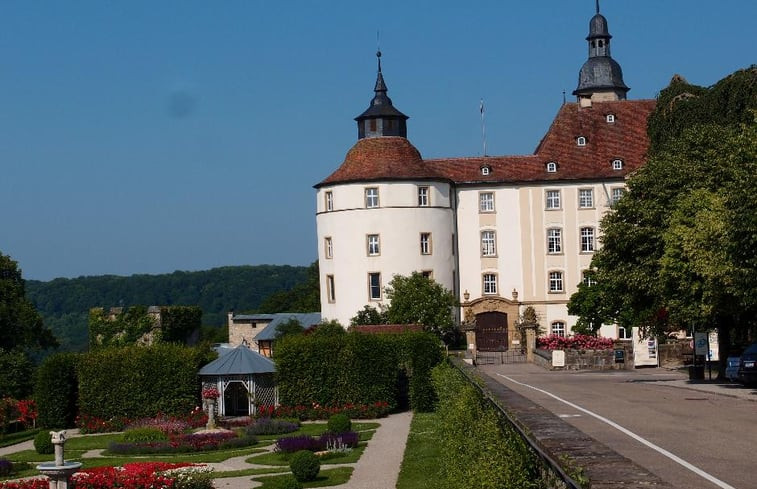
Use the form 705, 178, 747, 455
245, 417, 299, 436
256, 401, 390, 420
0, 463, 212, 489
77, 408, 207, 434
275, 432, 359, 454
537, 334, 614, 351
108, 431, 255, 454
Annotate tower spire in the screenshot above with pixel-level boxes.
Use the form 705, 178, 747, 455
354, 50, 408, 139
573, 2, 629, 105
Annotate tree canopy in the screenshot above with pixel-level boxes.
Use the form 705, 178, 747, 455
0, 251, 58, 352
384, 272, 457, 343
570, 67, 757, 352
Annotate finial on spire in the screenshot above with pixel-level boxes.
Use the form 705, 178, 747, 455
376, 30, 382, 73
596, 0, 600, 14
376, 49, 382, 73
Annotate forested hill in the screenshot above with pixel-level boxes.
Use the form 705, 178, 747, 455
26, 264, 310, 352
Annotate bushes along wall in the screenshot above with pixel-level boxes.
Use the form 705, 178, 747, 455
275, 331, 442, 411
77, 344, 214, 419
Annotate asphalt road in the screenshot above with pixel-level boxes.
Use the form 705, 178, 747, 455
479, 363, 756, 489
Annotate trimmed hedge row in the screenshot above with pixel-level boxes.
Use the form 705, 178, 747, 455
34, 352, 79, 428
78, 344, 214, 420
431, 361, 540, 489
275, 331, 442, 412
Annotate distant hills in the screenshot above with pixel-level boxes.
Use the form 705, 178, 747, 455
26, 264, 312, 352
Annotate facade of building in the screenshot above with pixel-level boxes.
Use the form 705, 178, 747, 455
227, 311, 321, 356
315, 6, 654, 345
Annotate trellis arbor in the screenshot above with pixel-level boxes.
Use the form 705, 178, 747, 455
198, 345, 277, 416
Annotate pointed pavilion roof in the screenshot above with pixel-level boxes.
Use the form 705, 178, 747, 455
199, 345, 275, 376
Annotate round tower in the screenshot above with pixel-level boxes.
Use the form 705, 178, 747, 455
314, 52, 456, 326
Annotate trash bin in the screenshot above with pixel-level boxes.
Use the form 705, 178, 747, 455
689, 365, 705, 380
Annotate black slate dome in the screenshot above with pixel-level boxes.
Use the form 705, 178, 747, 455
587, 13, 611, 39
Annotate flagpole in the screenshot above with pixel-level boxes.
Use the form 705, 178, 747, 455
480, 98, 487, 157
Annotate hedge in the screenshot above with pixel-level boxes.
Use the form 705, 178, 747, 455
34, 353, 79, 428
275, 331, 442, 412
77, 344, 214, 420
431, 361, 540, 489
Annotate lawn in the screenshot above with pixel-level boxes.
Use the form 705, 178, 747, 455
396, 412, 442, 489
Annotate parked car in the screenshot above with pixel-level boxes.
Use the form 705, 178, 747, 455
738, 343, 757, 385
725, 356, 741, 382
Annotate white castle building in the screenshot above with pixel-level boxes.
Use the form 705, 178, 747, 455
314, 5, 655, 347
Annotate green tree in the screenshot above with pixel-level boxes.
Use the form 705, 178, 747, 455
350, 305, 388, 326
573, 67, 757, 372
275, 318, 304, 339
257, 261, 320, 313
567, 271, 607, 336
0, 349, 35, 399
384, 272, 458, 343
310, 319, 346, 337
0, 252, 58, 352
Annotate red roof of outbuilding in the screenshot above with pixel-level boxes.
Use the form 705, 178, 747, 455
317, 100, 656, 187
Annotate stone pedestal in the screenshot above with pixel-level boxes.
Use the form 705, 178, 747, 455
206, 398, 217, 429
37, 431, 81, 489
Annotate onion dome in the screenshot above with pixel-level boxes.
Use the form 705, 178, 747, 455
573, 1, 629, 99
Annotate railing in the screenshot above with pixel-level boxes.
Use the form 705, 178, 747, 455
451, 357, 584, 489
475, 349, 527, 365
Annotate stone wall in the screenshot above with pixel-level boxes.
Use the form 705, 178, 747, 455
534, 343, 634, 371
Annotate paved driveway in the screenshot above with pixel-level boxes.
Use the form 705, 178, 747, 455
480, 363, 755, 489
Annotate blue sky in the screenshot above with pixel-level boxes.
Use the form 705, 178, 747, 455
2, 1, 755, 281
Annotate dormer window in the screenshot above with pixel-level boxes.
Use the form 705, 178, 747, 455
576, 136, 587, 146
612, 159, 624, 170
481, 165, 491, 176
606, 114, 615, 123
546, 161, 557, 173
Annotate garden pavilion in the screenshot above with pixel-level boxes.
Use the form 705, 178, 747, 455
199, 344, 277, 416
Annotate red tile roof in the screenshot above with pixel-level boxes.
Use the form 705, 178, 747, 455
349, 324, 424, 334
317, 100, 656, 187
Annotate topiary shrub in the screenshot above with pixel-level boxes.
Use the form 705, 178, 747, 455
122, 427, 169, 443
275, 475, 302, 489
326, 413, 351, 434
289, 450, 320, 482
34, 431, 54, 455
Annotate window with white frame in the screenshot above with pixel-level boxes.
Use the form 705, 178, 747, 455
546, 161, 557, 173
365, 187, 379, 208
606, 114, 615, 123
611, 187, 625, 205
546, 190, 561, 209
547, 228, 562, 254
324, 237, 333, 259
580, 227, 595, 252
481, 166, 491, 176
367, 234, 380, 256
483, 273, 498, 295
479, 192, 495, 212
579, 188, 594, 208
326, 275, 336, 303
577, 136, 586, 146
481, 230, 496, 256
420, 233, 432, 255
551, 321, 566, 337
612, 159, 623, 170
418, 186, 429, 207
549, 271, 564, 293
582, 270, 597, 287
325, 191, 333, 212
368, 272, 382, 300
421, 270, 433, 279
